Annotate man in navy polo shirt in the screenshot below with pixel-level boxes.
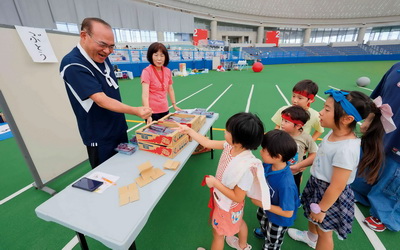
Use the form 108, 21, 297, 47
60, 17, 152, 169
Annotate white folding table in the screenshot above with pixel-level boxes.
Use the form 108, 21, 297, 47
35, 114, 219, 250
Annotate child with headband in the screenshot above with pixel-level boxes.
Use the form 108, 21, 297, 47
288, 89, 385, 250
271, 80, 324, 141
279, 106, 318, 194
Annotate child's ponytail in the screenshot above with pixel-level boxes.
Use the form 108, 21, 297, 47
358, 96, 396, 184
358, 100, 385, 184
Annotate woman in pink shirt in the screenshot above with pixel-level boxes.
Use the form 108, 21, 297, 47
141, 42, 181, 123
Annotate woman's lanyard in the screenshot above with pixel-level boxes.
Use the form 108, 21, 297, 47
152, 65, 165, 91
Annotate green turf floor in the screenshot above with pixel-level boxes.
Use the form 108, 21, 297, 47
1, 60, 399, 249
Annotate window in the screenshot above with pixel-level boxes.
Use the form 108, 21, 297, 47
150, 31, 157, 42
164, 32, 173, 42
310, 28, 357, 43
112, 28, 158, 43
365, 26, 400, 41
310, 28, 325, 43
388, 28, 400, 40
278, 28, 303, 44
55, 22, 79, 34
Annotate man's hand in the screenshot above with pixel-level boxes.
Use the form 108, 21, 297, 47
134, 106, 152, 119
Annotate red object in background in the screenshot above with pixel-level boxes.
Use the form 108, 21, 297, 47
252, 62, 264, 72
193, 29, 208, 46
266, 31, 280, 46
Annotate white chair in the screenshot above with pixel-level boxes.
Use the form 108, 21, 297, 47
237, 60, 248, 71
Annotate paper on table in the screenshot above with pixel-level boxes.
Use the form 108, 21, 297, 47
88, 172, 120, 193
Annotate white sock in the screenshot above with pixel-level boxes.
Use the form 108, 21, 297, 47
307, 231, 318, 242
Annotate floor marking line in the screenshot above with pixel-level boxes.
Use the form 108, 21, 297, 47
168, 84, 213, 108
207, 84, 233, 111
62, 236, 79, 250
245, 84, 254, 112
358, 86, 374, 91
0, 183, 33, 205
275, 85, 290, 106
328, 85, 340, 90
315, 94, 326, 102
212, 128, 225, 131
126, 120, 144, 123
354, 204, 386, 250
127, 122, 144, 133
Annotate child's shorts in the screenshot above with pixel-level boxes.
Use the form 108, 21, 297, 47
211, 201, 245, 236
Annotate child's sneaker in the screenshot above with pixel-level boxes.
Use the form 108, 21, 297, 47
226, 235, 252, 250
287, 229, 316, 249
253, 228, 264, 239
364, 216, 386, 232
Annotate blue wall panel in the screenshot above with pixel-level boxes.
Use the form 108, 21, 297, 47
261, 54, 400, 65
114, 54, 400, 77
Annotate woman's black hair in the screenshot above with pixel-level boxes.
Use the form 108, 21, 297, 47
225, 112, 264, 150
261, 130, 297, 162
147, 42, 169, 66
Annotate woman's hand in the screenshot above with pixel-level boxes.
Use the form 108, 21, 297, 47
146, 116, 153, 124
173, 104, 182, 111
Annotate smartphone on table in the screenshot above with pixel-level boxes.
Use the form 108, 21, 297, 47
72, 177, 103, 192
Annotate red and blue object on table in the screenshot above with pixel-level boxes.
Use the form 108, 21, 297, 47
115, 143, 137, 155
129, 135, 138, 145
192, 108, 214, 118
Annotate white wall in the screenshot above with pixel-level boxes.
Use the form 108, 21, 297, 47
329, 41, 359, 47
0, 26, 87, 185
367, 40, 400, 45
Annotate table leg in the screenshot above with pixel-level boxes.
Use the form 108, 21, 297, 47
210, 126, 214, 159
129, 241, 137, 250
76, 232, 89, 250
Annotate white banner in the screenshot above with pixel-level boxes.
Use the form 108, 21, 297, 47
15, 25, 58, 63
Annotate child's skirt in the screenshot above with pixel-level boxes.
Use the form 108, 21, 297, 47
212, 201, 245, 236
301, 176, 355, 240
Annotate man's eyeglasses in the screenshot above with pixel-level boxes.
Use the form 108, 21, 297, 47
87, 32, 115, 51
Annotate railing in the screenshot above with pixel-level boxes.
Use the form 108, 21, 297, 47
109, 49, 245, 63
